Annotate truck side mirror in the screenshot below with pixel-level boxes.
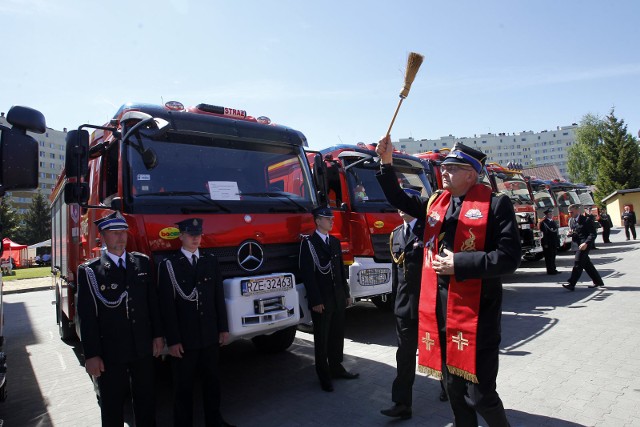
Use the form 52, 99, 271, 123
0, 105, 44, 193
63, 130, 90, 204
312, 153, 328, 206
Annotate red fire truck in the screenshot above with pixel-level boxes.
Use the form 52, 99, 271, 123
543, 180, 582, 249
308, 144, 434, 309
0, 105, 44, 401
51, 101, 321, 352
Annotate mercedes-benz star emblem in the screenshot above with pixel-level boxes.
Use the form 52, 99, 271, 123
237, 241, 264, 272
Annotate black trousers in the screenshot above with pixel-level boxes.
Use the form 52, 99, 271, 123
542, 245, 557, 274
97, 356, 156, 427
437, 286, 509, 427
568, 248, 604, 286
392, 316, 419, 406
624, 223, 636, 240
171, 344, 222, 427
601, 226, 611, 243
311, 305, 346, 384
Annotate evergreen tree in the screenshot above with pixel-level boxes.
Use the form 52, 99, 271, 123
20, 191, 51, 245
0, 195, 20, 241
567, 113, 603, 185
594, 109, 640, 204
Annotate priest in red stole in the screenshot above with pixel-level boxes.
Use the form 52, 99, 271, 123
376, 138, 521, 427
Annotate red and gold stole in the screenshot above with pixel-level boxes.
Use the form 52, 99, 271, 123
417, 184, 491, 383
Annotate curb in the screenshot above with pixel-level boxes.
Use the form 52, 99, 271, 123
3, 285, 52, 296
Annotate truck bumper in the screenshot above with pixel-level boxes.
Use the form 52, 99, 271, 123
223, 273, 300, 343
347, 257, 392, 300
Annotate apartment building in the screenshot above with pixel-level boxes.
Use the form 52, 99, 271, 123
396, 124, 578, 179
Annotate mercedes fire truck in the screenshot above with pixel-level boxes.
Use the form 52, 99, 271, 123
309, 144, 433, 310
51, 101, 320, 352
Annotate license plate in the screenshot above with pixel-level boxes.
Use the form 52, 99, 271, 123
241, 274, 294, 296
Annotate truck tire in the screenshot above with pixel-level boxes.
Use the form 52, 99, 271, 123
251, 325, 297, 353
371, 294, 395, 311
57, 293, 76, 341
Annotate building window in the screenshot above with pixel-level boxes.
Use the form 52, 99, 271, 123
50, 153, 55, 159
521, 138, 526, 141
40, 151, 45, 157
59, 154, 65, 160
50, 162, 56, 168
562, 132, 568, 136
40, 141, 45, 147
39, 161, 45, 168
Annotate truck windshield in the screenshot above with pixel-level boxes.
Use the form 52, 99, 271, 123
575, 188, 595, 206
345, 157, 431, 211
532, 188, 555, 209
494, 174, 533, 205
553, 189, 581, 207
126, 134, 315, 214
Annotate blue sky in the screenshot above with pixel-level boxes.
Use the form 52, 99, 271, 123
2, 0, 639, 150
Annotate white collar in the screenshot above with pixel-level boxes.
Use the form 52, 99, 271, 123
106, 251, 126, 268
181, 248, 200, 260
315, 230, 329, 241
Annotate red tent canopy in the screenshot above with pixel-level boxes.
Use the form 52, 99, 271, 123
2, 238, 28, 268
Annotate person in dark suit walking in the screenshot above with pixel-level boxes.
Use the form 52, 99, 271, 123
299, 206, 358, 392
621, 205, 637, 240
381, 194, 448, 421
596, 207, 613, 243
562, 204, 605, 291
540, 208, 560, 275
157, 218, 233, 427
376, 138, 521, 427
77, 211, 164, 427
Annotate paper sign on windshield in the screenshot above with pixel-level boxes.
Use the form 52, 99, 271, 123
208, 181, 241, 200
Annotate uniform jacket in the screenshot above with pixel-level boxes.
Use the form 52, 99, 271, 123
622, 211, 637, 226
299, 232, 350, 310
390, 219, 425, 319
377, 164, 521, 347
77, 251, 163, 364
599, 213, 613, 229
570, 214, 596, 250
157, 251, 229, 350
540, 217, 559, 248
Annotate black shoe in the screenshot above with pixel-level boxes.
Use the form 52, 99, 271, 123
561, 283, 575, 291
320, 381, 334, 392
588, 283, 604, 288
439, 390, 448, 402
332, 370, 359, 379
548, 271, 561, 275
381, 403, 412, 419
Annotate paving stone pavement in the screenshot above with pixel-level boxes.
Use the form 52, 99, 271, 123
0, 228, 638, 426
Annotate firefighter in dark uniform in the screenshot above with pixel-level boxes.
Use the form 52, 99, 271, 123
77, 211, 164, 427
299, 206, 359, 392
540, 208, 560, 275
376, 138, 521, 427
157, 218, 233, 427
381, 190, 448, 420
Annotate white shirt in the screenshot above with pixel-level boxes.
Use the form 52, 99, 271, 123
106, 251, 126, 269
315, 230, 330, 245
181, 248, 200, 265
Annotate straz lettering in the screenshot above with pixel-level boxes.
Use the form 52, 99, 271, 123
224, 107, 247, 118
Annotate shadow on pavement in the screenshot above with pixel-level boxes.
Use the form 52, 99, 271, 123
505, 409, 588, 426
0, 301, 54, 426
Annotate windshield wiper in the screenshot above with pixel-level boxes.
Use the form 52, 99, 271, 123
240, 192, 308, 213
136, 191, 231, 212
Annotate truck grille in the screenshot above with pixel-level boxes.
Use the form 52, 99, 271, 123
371, 234, 392, 263
152, 243, 302, 281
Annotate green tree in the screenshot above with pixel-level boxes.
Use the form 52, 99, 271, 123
0, 195, 21, 241
594, 109, 640, 204
567, 113, 604, 185
20, 191, 51, 245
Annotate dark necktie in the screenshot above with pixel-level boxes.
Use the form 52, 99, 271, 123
192, 254, 198, 267
404, 225, 412, 242
325, 237, 330, 248
118, 258, 126, 273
